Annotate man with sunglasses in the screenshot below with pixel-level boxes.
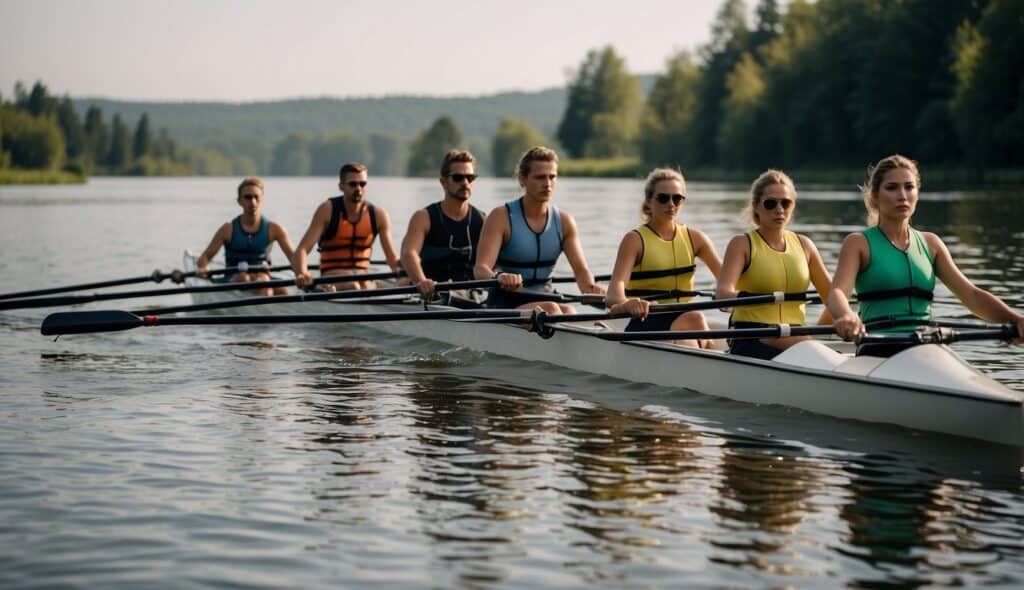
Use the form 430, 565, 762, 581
292, 162, 401, 290
400, 150, 486, 304
474, 146, 604, 313
195, 176, 295, 296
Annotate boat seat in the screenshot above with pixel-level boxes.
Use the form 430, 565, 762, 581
773, 340, 847, 371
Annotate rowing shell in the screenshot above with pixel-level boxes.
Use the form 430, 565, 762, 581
181, 257, 1024, 447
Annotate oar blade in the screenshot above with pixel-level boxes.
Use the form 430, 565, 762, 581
41, 310, 145, 335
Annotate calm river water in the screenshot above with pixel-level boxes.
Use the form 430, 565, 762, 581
1, 176, 1023, 589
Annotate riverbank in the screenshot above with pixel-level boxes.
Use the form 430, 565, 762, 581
0, 169, 86, 185
557, 157, 1024, 188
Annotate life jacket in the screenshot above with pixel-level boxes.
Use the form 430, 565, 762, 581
855, 225, 934, 330
225, 215, 271, 270
732, 229, 810, 325
495, 197, 563, 282
419, 202, 485, 282
318, 197, 378, 272
625, 224, 696, 303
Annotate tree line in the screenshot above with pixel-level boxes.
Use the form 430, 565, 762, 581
555, 0, 1023, 175
0, 81, 191, 177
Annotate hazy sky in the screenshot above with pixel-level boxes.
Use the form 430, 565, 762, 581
0, 0, 724, 102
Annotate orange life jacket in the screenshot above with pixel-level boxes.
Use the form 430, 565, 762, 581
317, 197, 378, 271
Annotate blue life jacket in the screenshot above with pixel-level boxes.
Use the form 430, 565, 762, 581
495, 197, 563, 282
225, 215, 271, 270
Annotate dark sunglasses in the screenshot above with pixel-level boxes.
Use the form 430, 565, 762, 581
446, 173, 477, 184
653, 193, 685, 205
346, 180, 368, 188
762, 198, 793, 210
240, 193, 260, 200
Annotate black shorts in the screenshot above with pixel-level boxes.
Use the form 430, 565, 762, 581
728, 321, 786, 360
485, 287, 560, 309
856, 341, 917, 358
625, 311, 682, 332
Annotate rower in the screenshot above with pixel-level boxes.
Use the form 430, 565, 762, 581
606, 168, 722, 347
473, 146, 604, 313
715, 169, 833, 360
292, 162, 401, 291
400, 149, 486, 306
828, 154, 1024, 355
195, 176, 295, 296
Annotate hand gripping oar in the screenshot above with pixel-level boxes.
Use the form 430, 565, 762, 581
41, 307, 527, 336
0, 269, 404, 311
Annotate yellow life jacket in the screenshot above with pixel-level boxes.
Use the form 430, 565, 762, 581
732, 229, 809, 325
625, 224, 696, 303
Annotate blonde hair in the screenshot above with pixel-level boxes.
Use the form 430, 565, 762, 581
742, 169, 796, 226
641, 168, 686, 222
516, 146, 558, 178
860, 154, 920, 226
236, 176, 264, 198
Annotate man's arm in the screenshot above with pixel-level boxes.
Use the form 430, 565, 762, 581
292, 201, 331, 287
268, 221, 296, 266
196, 223, 232, 277
401, 209, 433, 293
374, 207, 402, 273
473, 206, 519, 290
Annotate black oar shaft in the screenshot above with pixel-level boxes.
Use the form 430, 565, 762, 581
595, 325, 836, 342
0, 270, 403, 311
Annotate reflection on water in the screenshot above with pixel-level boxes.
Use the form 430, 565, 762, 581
2, 178, 1024, 587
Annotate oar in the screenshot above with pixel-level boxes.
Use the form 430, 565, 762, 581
132, 278, 503, 315
41, 308, 527, 336
0, 263, 311, 302
593, 324, 838, 342
859, 325, 1020, 345
0, 269, 404, 311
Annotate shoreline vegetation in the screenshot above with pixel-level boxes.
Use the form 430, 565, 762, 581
0, 168, 86, 185
3, 1, 1021, 190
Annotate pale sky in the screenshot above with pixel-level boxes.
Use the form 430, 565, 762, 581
0, 0, 724, 102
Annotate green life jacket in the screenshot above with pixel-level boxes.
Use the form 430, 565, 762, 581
855, 226, 935, 331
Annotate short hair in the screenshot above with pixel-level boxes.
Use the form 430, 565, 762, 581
237, 176, 264, 198
338, 162, 368, 182
440, 150, 476, 178
516, 146, 558, 178
860, 154, 920, 226
742, 169, 796, 226
641, 168, 686, 222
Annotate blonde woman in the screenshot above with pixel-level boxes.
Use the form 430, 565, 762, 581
715, 170, 833, 360
606, 168, 721, 348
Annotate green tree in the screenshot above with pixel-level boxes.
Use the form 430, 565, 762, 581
132, 113, 152, 159
407, 116, 462, 176
492, 118, 549, 177
270, 133, 312, 175
688, 0, 750, 167
638, 51, 702, 169
369, 133, 405, 176
24, 81, 58, 118
0, 106, 65, 169
950, 0, 1024, 166
56, 97, 87, 162
716, 52, 767, 168
309, 133, 371, 176
556, 46, 641, 158
84, 106, 109, 168
106, 114, 131, 170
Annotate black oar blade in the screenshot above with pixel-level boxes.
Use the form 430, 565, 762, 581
41, 310, 145, 335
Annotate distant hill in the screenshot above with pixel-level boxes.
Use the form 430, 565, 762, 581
71, 75, 655, 149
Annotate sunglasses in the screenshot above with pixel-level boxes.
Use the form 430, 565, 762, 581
653, 193, 685, 205
346, 180, 368, 188
761, 198, 793, 210
446, 173, 477, 184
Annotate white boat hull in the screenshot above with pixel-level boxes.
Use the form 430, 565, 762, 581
182, 269, 1024, 447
